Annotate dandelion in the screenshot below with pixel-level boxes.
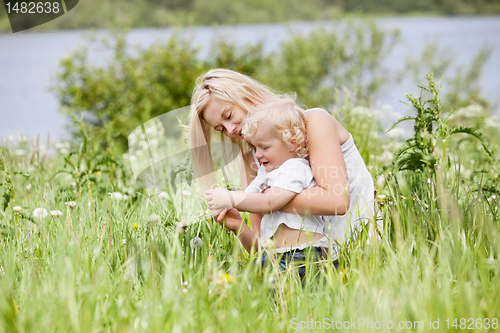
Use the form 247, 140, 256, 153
158, 191, 169, 200
123, 194, 129, 200
13, 206, 22, 213
26, 184, 32, 192
87, 202, 92, 209
33, 208, 48, 220
122, 239, 127, 246
218, 273, 235, 285
50, 210, 63, 218
376, 175, 385, 188
65, 201, 77, 209
182, 190, 191, 198
377, 195, 387, 207
174, 221, 188, 232
263, 238, 275, 249
190, 237, 203, 249
133, 223, 139, 229
108, 192, 123, 201
149, 214, 160, 223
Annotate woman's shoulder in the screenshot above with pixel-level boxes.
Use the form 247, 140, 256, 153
303, 108, 350, 145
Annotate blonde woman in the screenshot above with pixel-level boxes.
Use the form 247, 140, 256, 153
190, 68, 378, 262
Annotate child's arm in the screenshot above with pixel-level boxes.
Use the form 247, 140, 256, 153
205, 187, 297, 215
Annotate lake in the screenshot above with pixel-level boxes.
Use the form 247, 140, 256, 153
1, 16, 499, 143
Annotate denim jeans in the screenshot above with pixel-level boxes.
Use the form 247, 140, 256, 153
255, 246, 339, 283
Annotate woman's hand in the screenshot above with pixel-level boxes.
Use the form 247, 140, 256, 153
205, 188, 233, 211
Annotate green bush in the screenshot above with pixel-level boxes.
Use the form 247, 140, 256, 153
54, 21, 400, 150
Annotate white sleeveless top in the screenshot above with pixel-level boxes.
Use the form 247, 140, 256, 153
251, 133, 380, 260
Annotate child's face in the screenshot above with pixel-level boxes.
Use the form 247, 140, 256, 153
250, 122, 298, 172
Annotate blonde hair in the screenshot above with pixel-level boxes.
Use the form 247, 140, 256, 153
242, 95, 309, 158
189, 69, 277, 189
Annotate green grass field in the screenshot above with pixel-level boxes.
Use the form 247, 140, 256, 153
1, 75, 499, 332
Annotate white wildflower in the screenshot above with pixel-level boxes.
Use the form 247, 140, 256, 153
65, 201, 77, 209
13, 206, 22, 213
351, 106, 372, 117
122, 239, 127, 246
174, 220, 188, 232
158, 191, 169, 200
26, 184, 32, 192
387, 127, 405, 139
263, 238, 275, 249
190, 237, 203, 249
182, 190, 191, 197
123, 194, 129, 200
376, 175, 385, 188
33, 208, 48, 220
381, 149, 393, 163
108, 192, 123, 201
50, 210, 63, 218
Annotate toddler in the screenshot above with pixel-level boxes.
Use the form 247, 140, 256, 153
205, 96, 330, 257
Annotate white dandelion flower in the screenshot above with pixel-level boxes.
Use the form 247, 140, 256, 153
122, 239, 127, 246
33, 208, 48, 220
51, 210, 63, 218
158, 191, 170, 200
376, 175, 385, 188
108, 192, 123, 201
190, 237, 203, 249
123, 194, 129, 200
13, 206, 22, 213
182, 190, 191, 197
65, 201, 77, 209
149, 214, 160, 223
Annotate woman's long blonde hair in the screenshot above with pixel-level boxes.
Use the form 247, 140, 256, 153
189, 69, 277, 189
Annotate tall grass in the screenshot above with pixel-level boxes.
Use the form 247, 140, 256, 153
0, 75, 499, 332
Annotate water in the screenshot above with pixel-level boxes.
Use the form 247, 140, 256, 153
1, 16, 499, 143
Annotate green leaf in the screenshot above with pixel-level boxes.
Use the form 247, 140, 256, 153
2, 190, 11, 211
448, 126, 493, 157
386, 116, 416, 132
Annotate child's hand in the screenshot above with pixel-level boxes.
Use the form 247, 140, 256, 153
205, 188, 233, 211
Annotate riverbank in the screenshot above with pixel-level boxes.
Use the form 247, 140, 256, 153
1, 0, 499, 33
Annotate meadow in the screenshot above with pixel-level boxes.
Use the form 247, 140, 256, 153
1, 22, 500, 332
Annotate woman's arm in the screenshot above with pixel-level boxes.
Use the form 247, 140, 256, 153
242, 150, 262, 235
279, 109, 350, 216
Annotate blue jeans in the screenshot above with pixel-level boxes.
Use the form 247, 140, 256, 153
255, 247, 339, 282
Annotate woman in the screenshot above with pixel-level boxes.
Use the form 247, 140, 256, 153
189, 68, 379, 261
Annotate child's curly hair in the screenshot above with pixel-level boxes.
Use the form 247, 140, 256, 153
242, 95, 309, 158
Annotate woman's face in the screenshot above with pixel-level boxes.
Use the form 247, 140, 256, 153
202, 96, 250, 140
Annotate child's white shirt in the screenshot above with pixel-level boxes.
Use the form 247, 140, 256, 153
245, 158, 329, 253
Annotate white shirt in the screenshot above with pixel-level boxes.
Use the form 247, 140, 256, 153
245, 158, 329, 253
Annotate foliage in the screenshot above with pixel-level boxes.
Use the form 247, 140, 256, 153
390, 73, 493, 173
259, 20, 400, 109
54, 21, 399, 150
2, 0, 500, 32
54, 31, 204, 152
